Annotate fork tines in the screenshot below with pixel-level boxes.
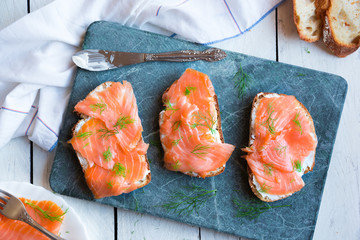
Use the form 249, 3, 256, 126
0, 189, 12, 208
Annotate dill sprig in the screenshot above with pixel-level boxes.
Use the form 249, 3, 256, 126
114, 115, 135, 130
103, 147, 112, 162
164, 100, 178, 112
259, 182, 272, 193
233, 198, 291, 219
113, 163, 126, 177
89, 101, 107, 114
185, 86, 196, 96
173, 120, 181, 131
274, 144, 287, 157
190, 111, 216, 134
97, 128, 119, 139
106, 181, 113, 189
191, 144, 211, 159
293, 159, 302, 172
172, 160, 180, 170
160, 184, 217, 216
76, 131, 93, 140
292, 113, 303, 134
260, 103, 277, 135
263, 163, 274, 176
24, 200, 68, 223
234, 63, 252, 98
172, 136, 183, 146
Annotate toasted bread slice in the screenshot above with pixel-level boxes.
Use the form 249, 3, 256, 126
72, 117, 151, 189
323, 0, 360, 57
293, 0, 323, 42
246, 93, 317, 202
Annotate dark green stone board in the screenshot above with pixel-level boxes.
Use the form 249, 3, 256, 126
50, 21, 347, 239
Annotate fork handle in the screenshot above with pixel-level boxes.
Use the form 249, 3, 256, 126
20, 211, 66, 240
144, 48, 227, 62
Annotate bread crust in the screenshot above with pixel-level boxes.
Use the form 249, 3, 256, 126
246, 92, 317, 202
160, 74, 226, 178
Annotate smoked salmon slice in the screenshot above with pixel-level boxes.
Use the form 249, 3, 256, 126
160, 69, 235, 178
0, 198, 66, 240
242, 92, 317, 201
69, 81, 151, 199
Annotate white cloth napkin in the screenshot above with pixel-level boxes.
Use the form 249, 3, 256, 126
0, 0, 283, 151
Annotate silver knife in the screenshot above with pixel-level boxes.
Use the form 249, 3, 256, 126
72, 48, 226, 71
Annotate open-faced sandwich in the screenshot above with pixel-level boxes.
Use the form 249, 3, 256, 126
69, 81, 151, 199
159, 68, 235, 178
242, 92, 317, 202
0, 198, 66, 239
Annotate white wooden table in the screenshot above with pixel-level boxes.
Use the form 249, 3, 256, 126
1, 1, 359, 239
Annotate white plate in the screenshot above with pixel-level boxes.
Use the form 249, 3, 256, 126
0, 181, 88, 240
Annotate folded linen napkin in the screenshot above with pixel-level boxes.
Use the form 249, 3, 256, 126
0, 0, 283, 151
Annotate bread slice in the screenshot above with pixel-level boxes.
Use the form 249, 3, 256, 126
323, 0, 360, 57
293, 0, 323, 42
72, 117, 151, 189
159, 80, 226, 178
246, 93, 317, 202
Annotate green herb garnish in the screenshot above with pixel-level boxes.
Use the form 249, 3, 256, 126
184, 86, 196, 96
304, 48, 310, 54
103, 147, 112, 162
172, 136, 183, 146
164, 100, 178, 112
260, 103, 277, 135
297, 73, 305, 77
160, 184, 217, 216
234, 63, 252, 98
106, 181, 113, 189
292, 112, 303, 134
113, 163, 126, 177
233, 198, 291, 219
274, 144, 287, 157
259, 182, 272, 193
172, 160, 180, 170
76, 131, 93, 140
89, 101, 107, 114
97, 128, 119, 139
191, 144, 211, 159
190, 110, 216, 134
293, 159, 302, 172
263, 163, 274, 176
24, 200, 68, 223
173, 120, 181, 131
114, 115, 135, 130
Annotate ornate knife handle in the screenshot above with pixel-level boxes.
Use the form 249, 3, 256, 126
145, 48, 227, 62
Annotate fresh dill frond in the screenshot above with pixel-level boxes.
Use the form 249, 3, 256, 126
190, 110, 216, 134
293, 159, 302, 172
106, 181, 113, 189
263, 163, 274, 176
76, 131, 93, 140
260, 110, 277, 135
304, 48, 310, 54
173, 120, 181, 131
233, 63, 252, 98
297, 73, 305, 77
113, 163, 126, 177
103, 147, 112, 162
259, 182, 272, 193
97, 128, 119, 139
114, 115, 135, 130
24, 200, 68, 223
172, 160, 180, 170
274, 144, 287, 157
184, 86, 196, 96
82, 142, 90, 148
292, 112, 303, 134
160, 184, 217, 216
164, 100, 178, 112
89, 101, 107, 114
172, 136, 183, 146
233, 198, 291, 219
191, 144, 211, 159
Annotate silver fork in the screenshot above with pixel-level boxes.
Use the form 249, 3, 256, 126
0, 189, 66, 240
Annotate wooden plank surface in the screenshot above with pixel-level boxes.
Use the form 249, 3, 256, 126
0, 0, 359, 240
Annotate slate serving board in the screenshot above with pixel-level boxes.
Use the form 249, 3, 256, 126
50, 21, 347, 240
